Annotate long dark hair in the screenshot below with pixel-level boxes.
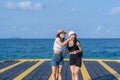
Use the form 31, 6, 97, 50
56, 33, 65, 42
74, 34, 81, 46
74, 34, 77, 41
69, 34, 78, 44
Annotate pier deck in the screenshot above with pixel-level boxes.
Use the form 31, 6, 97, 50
0, 59, 120, 80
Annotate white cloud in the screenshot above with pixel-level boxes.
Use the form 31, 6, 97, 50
106, 28, 111, 33
69, 8, 76, 12
34, 3, 43, 10
109, 6, 120, 15
6, 1, 43, 11
96, 26, 102, 32
96, 25, 111, 33
106, 30, 110, 33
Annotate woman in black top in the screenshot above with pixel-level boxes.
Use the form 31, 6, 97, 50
64, 31, 82, 80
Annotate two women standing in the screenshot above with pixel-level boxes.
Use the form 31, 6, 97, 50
51, 30, 82, 80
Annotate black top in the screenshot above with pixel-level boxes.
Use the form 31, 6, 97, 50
67, 40, 79, 52
67, 40, 83, 57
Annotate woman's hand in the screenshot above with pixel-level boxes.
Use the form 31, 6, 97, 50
68, 36, 74, 41
71, 50, 82, 54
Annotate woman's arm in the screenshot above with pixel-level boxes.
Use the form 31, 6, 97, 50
56, 37, 72, 46
76, 41, 82, 53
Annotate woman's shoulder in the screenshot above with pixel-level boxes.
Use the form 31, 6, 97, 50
55, 37, 60, 41
75, 40, 81, 45
75, 39, 80, 43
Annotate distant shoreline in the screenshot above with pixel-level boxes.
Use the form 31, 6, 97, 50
0, 38, 120, 39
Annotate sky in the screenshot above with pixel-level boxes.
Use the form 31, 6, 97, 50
0, 0, 120, 38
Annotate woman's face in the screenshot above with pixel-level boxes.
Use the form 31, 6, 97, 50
70, 34, 76, 39
59, 33, 66, 39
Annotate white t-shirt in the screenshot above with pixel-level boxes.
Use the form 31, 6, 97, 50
53, 37, 63, 51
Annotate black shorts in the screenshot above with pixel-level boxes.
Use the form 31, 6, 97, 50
70, 54, 82, 67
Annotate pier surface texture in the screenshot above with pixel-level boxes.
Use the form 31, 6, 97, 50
0, 59, 120, 80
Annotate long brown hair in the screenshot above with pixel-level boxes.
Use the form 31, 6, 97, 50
56, 33, 65, 42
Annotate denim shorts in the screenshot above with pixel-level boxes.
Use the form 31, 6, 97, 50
51, 53, 64, 66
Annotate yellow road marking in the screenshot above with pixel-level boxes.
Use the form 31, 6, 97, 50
17, 59, 50, 62
98, 61, 120, 80
48, 74, 52, 80
0, 62, 24, 73
13, 59, 120, 62
81, 61, 91, 80
56, 67, 58, 79
13, 61, 44, 80
117, 61, 120, 63
49, 62, 92, 80
83, 59, 120, 62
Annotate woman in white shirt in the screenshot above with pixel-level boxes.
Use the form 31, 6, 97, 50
51, 29, 72, 80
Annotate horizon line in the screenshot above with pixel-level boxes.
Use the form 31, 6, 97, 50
0, 37, 120, 39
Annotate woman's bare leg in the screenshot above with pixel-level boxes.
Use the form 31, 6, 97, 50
52, 66, 57, 80
58, 65, 62, 80
70, 65, 75, 80
74, 66, 80, 80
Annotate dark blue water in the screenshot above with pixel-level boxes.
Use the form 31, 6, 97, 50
0, 39, 120, 61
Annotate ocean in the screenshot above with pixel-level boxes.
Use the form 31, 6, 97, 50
0, 39, 120, 61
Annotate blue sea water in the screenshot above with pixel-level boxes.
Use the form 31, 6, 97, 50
0, 39, 120, 61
